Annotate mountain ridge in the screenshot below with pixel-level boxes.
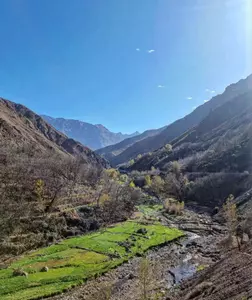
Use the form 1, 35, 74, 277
0, 98, 109, 168
41, 115, 139, 150
102, 74, 252, 166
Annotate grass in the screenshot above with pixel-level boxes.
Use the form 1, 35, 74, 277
135, 204, 163, 220
0, 206, 183, 300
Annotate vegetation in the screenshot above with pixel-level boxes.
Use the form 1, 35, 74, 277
139, 257, 152, 300
0, 221, 183, 300
164, 144, 172, 151
164, 198, 185, 215
0, 141, 140, 256
144, 175, 152, 186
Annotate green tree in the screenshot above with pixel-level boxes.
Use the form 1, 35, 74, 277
129, 159, 135, 166
145, 175, 152, 186
129, 181, 135, 188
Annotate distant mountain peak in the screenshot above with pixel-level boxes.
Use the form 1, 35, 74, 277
41, 115, 139, 150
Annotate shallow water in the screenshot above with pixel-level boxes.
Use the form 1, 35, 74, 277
169, 232, 200, 285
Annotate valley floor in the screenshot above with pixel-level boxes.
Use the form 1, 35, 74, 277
50, 210, 225, 300
0, 207, 182, 300
2, 206, 251, 300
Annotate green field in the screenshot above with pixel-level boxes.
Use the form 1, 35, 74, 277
0, 220, 183, 300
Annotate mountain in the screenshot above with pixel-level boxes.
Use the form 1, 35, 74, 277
0, 98, 108, 168
105, 74, 252, 166
96, 127, 167, 164
132, 89, 252, 172
41, 115, 139, 150
130, 81, 252, 209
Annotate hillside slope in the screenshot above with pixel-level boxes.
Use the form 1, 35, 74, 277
96, 126, 166, 164
0, 98, 108, 168
109, 74, 252, 166
42, 115, 139, 150
132, 90, 252, 173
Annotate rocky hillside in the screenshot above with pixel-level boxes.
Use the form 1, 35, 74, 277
106, 74, 252, 166
0, 98, 108, 168
132, 90, 252, 173
96, 126, 166, 164
42, 115, 139, 150
130, 87, 252, 209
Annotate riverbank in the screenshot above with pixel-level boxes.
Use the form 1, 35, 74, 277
50, 210, 225, 300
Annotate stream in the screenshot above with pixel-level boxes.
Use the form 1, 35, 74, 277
50, 213, 224, 300
169, 232, 200, 285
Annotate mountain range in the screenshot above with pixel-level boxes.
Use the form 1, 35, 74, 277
0, 99, 108, 168
41, 115, 139, 150
97, 74, 252, 167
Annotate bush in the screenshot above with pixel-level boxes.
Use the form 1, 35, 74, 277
164, 198, 184, 215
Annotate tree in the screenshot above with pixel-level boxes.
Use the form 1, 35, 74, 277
151, 175, 164, 195
137, 154, 142, 160
164, 172, 188, 201
129, 159, 135, 166
139, 257, 151, 300
223, 194, 239, 249
144, 175, 152, 187
170, 161, 181, 179
129, 181, 135, 188
164, 144, 172, 152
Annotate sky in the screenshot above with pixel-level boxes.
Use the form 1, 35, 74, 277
0, 0, 251, 133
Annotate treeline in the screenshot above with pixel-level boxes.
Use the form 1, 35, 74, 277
130, 160, 252, 211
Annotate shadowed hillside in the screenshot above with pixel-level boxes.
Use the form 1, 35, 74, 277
105, 74, 252, 166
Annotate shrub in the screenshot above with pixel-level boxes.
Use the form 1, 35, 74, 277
105, 168, 119, 180
164, 198, 184, 215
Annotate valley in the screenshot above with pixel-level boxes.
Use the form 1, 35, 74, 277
1, 74, 252, 300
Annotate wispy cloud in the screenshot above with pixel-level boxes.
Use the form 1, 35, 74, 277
192, 106, 197, 109
187, 96, 193, 100
204, 100, 209, 103
205, 88, 216, 94
158, 85, 166, 88
136, 48, 140, 51
147, 49, 155, 53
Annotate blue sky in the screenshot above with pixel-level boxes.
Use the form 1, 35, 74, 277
0, 0, 251, 133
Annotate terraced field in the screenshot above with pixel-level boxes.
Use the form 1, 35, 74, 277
0, 219, 183, 300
